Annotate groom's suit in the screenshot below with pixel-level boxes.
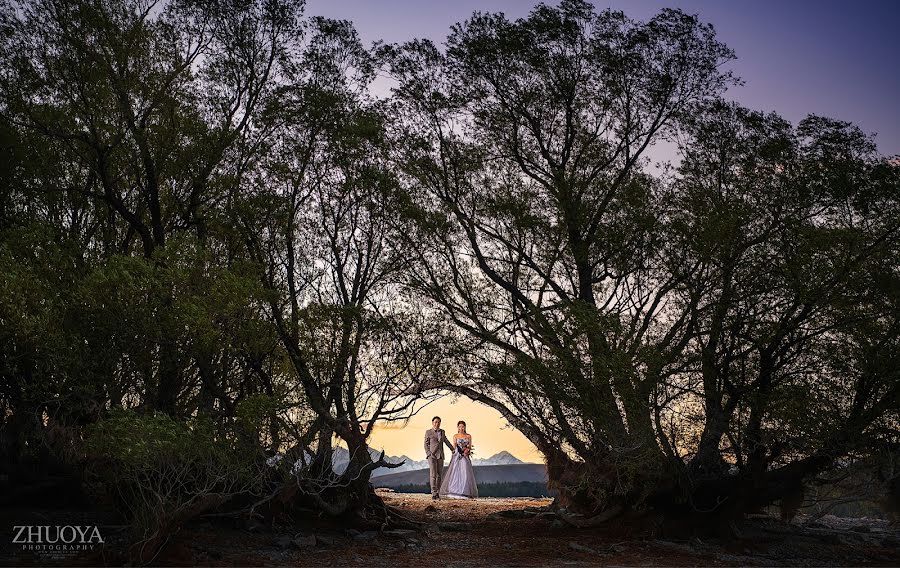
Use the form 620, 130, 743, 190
424, 427, 454, 497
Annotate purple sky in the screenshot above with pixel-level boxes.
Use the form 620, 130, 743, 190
304, 0, 900, 157
304, 1, 899, 459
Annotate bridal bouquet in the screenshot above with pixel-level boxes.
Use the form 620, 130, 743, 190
464, 445, 474, 457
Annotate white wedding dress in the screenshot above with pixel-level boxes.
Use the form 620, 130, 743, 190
439, 437, 478, 499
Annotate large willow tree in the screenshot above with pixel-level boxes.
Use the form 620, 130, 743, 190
0, 0, 303, 419
0, 0, 432, 531
389, 0, 900, 526
235, 15, 446, 516
1, 0, 897, 541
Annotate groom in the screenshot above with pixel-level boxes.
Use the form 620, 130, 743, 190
424, 416, 454, 500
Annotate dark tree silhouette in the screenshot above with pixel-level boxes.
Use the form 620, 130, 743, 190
235, 16, 446, 521
0, 0, 897, 550
387, 0, 900, 527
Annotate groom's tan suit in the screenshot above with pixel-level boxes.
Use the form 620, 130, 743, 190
424, 427, 454, 497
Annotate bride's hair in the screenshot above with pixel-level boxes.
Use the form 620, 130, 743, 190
457, 420, 466, 428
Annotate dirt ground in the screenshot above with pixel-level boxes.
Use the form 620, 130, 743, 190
4, 490, 900, 567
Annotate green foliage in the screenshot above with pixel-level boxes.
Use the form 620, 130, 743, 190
0, 0, 897, 526
233, 393, 285, 446
389, 0, 900, 516
82, 408, 263, 557
84, 407, 222, 466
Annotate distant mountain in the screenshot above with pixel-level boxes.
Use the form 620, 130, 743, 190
472, 450, 524, 466
372, 450, 530, 477
372, 454, 430, 476
371, 463, 547, 487
267, 447, 533, 477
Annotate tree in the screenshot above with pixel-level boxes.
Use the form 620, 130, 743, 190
1, 0, 897, 540
235, 17, 444, 522
389, 0, 900, 527
389, 0, 735, 518
0, 0, 302, 415
669, 102, 900, 523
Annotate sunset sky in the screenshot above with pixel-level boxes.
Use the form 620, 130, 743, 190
368, 396, 545, 463
306, 0, 900, 156
302, 0, 900, 463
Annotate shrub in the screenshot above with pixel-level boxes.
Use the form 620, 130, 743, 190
83, 408, 262, 563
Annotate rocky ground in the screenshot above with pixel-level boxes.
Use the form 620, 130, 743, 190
4, 490, 899, 566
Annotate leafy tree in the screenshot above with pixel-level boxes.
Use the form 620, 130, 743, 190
1, 0, 897, 539
389, 0, 735, 518
669, 102, 900, 521
234, 16, 446, 520
389, 0, 900, 526
0, 0, 302, 415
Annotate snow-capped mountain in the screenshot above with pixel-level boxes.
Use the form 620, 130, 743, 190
267, 446, 530, 477
373, 454, 430, 476
471, 450, 524, 466
338, 447, 529, 476
366, 451, 525, 477
372, 450, 528, 477
373, 463, 547, 487
325, 447, 429, 476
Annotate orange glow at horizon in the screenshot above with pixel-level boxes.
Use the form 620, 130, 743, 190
366, 394, 543, 463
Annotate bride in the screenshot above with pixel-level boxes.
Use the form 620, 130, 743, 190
439, 420, 478, 499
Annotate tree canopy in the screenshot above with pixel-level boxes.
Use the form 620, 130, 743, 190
1, 0, 897, 547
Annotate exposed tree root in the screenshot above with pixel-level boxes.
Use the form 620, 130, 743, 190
368, 491, 423, 530
557, 504, 625, 528
240, 472, 422, 533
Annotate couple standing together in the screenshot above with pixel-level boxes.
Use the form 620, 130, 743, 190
424, 416, 478, 500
